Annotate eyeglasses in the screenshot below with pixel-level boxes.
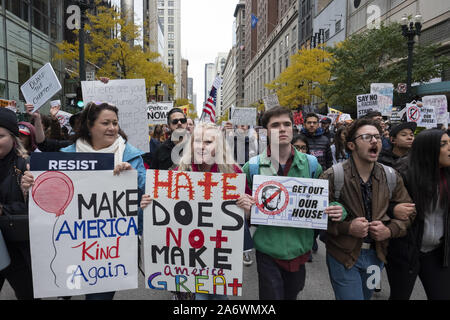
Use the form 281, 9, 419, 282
294, 145, 308, 152
171, 118, 187, 125
352, 134, 382, 142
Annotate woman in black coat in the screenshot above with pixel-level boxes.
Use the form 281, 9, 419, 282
386, 129, 450, 300
0, 108, 34, 300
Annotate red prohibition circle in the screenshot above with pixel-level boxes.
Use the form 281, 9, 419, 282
254, 181, 289, 216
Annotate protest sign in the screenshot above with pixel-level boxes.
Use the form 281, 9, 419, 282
406, 103, 437, 129
231, 107, 257, 126
357, 94, 379, 118
422, 95, 448, 124
81, 79, 149, 152
251, 175, 329, 230
390, 106, 406, 124
20, 63, 62, 112
147, 101, 173, 125
371, 83, 393, 117
55, 110, 73, 129
143, 170, 245, 297
28, 153, 139, 298
262, 94, 280, 111
0, 99, 9, 107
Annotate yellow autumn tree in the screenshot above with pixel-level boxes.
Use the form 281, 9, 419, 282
54, 0, 175, 98
266, 46, 333, 109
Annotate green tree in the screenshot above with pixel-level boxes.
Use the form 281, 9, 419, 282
323, 22, 450, 115
55, 0, 175, 98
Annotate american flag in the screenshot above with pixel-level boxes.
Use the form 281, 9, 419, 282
202, 76, 222, 123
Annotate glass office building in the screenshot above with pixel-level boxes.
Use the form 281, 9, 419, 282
0, 0, 65, 110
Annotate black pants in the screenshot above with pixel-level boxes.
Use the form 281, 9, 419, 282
255, 250, 306, 300
386, 246, 450, 300
0, 241, 34, 300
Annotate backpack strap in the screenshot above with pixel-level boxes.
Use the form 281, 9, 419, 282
305, 154, 319, 178
248, 155, 260, 184
332, 162, 345, 201
380, 163, 397, 199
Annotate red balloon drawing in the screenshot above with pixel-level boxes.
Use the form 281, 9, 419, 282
32, 171, 74, 217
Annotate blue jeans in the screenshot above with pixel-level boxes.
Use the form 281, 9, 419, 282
326, 249, 384, 300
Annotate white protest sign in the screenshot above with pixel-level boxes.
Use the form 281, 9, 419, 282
28, 170, 139, 298
231, 107, 257, 126
262, 94, 280, 111
406, 103, 437, 129
390, 106, 406, 123
20, 63, 62, 112
357, 94, 379, 118
147, 101, 173, 125
422, 95, 448, 124
251, 175, 329, 230
81, 79, 149, 152
144, 170, 245, 297
370, 83, 393, 117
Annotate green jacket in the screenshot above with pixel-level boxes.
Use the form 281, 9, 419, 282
242, 148, 323, 260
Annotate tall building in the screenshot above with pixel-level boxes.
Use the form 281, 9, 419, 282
180, 58, 188, 100
298, 0, 314, 48
313, 0, 346, 47
214, 52, 228, 119
244, 0, 299, 106
146, 0, 181, 99
222, 48, 237, 118
234, 0, 246, 107
1, 0, 65, 111
204, 63, 215, 104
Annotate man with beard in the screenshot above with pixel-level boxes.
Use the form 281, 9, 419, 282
320, 118, 415, 300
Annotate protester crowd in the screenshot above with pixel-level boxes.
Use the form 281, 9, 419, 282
0, 99, 449, 301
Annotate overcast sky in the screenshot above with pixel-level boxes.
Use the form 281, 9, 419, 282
180, 0, 238, 115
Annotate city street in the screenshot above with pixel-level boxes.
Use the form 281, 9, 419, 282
0, 241, 426, 301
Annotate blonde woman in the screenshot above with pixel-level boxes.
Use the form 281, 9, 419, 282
141, 122, 255, 300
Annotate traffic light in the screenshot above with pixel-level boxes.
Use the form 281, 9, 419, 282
76, 86, 84, 108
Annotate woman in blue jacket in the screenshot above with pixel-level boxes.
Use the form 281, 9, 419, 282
21, 102, 146, 300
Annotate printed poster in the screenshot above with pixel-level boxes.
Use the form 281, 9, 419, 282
251, 175, 329, 230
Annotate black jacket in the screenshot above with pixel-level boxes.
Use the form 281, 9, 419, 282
301, 127, 333, 170
377, 148, 408, 173
0, 150, 28, 216
387, 157, 450, 270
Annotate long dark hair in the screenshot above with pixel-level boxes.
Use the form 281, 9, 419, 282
406, 129, 449, 218
72, 102, 127, 145
334, 126, 347, 161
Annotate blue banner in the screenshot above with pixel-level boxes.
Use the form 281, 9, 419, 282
30, 152, 114, 171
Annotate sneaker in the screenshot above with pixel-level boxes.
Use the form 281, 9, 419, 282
243, 252, 253, 266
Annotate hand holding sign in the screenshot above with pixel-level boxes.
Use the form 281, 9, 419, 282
324, 205, 343, 222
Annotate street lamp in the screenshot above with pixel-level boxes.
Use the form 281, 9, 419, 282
77, 0, 93, 82
155, 81, 163, 102
401, 13, 422, 101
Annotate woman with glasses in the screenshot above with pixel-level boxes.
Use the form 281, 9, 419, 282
386, 129, 450, 300
20, 102, 146, 300
292, 134, 310, 154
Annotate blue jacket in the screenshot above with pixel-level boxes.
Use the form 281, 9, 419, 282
60, 142, 146, 232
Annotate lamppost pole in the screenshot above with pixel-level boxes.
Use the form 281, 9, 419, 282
401, 13, 422, 102
78, 0, 92, 82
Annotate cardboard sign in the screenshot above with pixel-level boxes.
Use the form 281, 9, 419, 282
81, 79, 149, 152
147, 101, 173, 125
370, 83, 393, 117
28, 166, 139, 298
262, 94, 280, 111
55, 110, 74, 129
143, 170, 245, 297
422, 95, 448, 124
30, 153, 114, 171
251, 175, 329, 230
357, 94, 379, 118
406, 103, 437, 129
20, 63, 62, 112
231, 107, 257, 126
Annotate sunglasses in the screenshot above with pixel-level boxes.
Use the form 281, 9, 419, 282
171, 118, 187, 125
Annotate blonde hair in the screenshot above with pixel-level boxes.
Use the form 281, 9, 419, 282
178, 122, 240, 173
13, 134, 29, 159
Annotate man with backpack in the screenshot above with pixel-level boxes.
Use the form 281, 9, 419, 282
242, 106, 343, 300
320, 118, 415, 300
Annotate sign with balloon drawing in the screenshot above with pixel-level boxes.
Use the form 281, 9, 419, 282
28, 153, 139, 298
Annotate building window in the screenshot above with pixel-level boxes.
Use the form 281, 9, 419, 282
168, 9, 174, 16
168, 1, 174, 7
168, 25, 174, 32
168, 33, 174, 40
158, 0, 165, 7
325, 29, 330, 41
335, 20, 341, 33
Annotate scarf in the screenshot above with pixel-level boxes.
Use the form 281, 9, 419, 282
75, 135, 126, 166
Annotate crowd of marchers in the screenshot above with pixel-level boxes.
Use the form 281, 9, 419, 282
0, 100, 449, 301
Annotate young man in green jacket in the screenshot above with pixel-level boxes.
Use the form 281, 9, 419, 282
242, 106, 343, 300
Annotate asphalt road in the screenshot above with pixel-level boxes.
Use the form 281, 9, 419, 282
0, 241, 426, 300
